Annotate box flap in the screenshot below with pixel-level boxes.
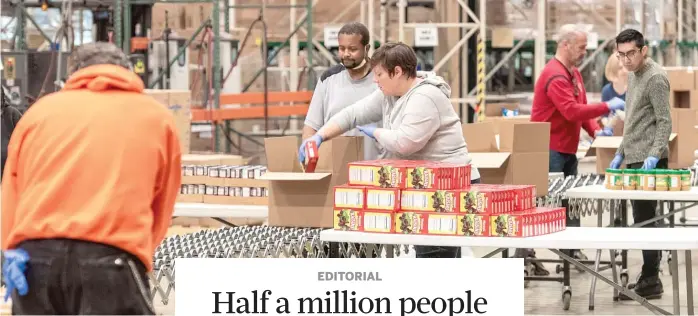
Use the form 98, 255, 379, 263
499, 121, 550, 153
585, 133, 678, 157
485, 102, 519, 117
468, 152, 511, 168
264, 136, 302, 172
259, 172, 332, 181
462, 122, 499, 152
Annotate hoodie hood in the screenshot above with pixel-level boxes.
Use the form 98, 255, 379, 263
63, 65, 144, 93
413, 71, 452, 98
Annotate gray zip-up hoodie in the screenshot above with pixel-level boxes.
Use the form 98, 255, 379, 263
322, 72, 481, 180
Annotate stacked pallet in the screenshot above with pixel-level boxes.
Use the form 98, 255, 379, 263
547, 0, 625, 39
173, 153, 267, 228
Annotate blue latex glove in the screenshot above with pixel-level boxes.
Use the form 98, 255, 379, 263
298, 134, 323, 164
2, 249, 30, 302
609, 154, 624, 169
607, 97, 626, 112
642, 156, 660, 170
357, 125, 377, 139
595, 127, 613, 137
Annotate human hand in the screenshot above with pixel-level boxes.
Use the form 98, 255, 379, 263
2, 249, 30, 302
641, 156, 660, 170
609, 154, 624, 169
606, 97, 625, 112
595, 127, 613, 137
357, 125, 377, 139
297, 134, 323, 164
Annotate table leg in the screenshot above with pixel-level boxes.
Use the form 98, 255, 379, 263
671, 249, 681, 315
551, 249, 671, 315
609, 249, 620, 301
589, 199, 604, 310
385, 245, 395, 258
328, 242, 340, 258
686, 250, 695, 315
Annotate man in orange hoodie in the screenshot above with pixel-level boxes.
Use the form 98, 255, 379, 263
1, 42, 182, 315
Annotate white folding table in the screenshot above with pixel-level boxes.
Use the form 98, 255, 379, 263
565, 185, 698, 314
173, 203, 268, 226
320, 227, 698, 315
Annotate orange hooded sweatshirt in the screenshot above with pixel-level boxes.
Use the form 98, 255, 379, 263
1, 65, 182, 271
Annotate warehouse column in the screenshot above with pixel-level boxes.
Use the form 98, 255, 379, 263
534, 0, 546, 83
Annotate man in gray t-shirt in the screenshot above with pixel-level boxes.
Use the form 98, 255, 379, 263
303, 22, 383, 160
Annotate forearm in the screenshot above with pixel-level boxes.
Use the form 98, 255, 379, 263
649, 114, 672, 158
302, 125, 317, 140
615, 141, 624, 157
316, 121, 344, 141
582, 118, 601, 138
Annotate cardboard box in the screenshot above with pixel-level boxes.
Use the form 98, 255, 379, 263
260, 136, 364, 228
670, 90, 698, 109
463, 121, 551, 196
182, 154, 247, 166
485, 102, 520, 117
666, 68, 696, 91
585, 133, 679, 173
145, 89, 192, 154
671, 109, 698, 168
482, 115, 532, 134
150, 3, 212, 38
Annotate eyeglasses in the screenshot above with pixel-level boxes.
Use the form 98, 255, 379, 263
616, 49, 640, 60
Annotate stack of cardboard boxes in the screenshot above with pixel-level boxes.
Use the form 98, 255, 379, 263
173, 154, 267, 228
178, 154, 268, 206
666, 67, 698, 168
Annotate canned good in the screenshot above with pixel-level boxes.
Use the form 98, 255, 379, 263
605, 169, 623, 190
623, 169, 637, 190
669, 170, 681, 191
681, 169, 692, 191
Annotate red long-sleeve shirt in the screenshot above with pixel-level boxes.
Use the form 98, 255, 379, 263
531, 59, 610, 154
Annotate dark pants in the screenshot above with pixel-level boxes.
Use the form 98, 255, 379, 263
415, 178, 481, 258
627, 159, 667, 277
10, 238, 155, 315
549, 150, 579, 229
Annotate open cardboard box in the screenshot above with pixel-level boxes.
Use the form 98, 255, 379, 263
481, 102, 531, 134
586, 108, 698, 172
259, 136, 363, 228
585, 134, 679, 173
463, 121, 551, 196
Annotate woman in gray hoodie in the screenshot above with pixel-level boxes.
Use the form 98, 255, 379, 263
299, 42, 480, 258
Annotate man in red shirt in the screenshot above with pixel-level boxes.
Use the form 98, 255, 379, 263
523, 25, 625, 273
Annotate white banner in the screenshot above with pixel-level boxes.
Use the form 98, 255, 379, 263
175, 258, 524, 315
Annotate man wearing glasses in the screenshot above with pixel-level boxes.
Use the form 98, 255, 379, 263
610, 29, 671, 300
528, 24, 625, 275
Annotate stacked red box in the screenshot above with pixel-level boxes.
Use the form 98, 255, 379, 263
347, 160, 471, 190
489, 207, 567, 237
333, 159, 566, 238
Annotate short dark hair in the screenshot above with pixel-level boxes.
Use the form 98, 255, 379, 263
370, 42, 418, 79
338, 22, 370, 46
67, 42, 131, 75
616, 29, 645, 48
